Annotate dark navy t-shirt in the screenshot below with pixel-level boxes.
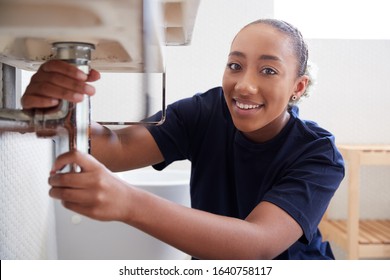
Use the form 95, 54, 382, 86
146, 87, 345, 259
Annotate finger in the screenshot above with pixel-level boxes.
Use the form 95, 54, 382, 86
51, 150, 103, 174
87, 69, 101, 82
21, 94, 60, 109
49, 186, 97, 205
40, 60, 88, 81
22, 71, 96, 110
22, 82, 86, 109
41, 60, 100, 85
48, 169, 100, 190
27, 78, 90, 100
48, 190, 97, 219
30, 71, 95, 95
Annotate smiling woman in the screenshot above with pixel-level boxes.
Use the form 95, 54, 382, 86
21, 18, 345, 260
222, 19, 309, 142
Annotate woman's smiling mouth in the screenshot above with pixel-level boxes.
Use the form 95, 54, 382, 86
234, 99, 263, 111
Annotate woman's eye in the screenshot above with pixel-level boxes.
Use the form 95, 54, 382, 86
227, 63, 241, 71
261, 68, 277, 75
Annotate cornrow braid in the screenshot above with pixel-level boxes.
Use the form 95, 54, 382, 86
247, 19, 309, 77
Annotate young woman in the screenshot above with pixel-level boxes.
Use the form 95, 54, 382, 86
22, 19, 344, 259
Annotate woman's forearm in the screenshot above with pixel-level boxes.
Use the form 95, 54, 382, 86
124, 187, 278, 260
90, 122, 164, 172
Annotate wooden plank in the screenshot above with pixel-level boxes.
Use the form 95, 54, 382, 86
358, 227, 381, 244
371, 220, 390, 240
359, 244, 390, 259
330, 220, 371, 244
320, 221, 348, 250
363, 221, 390, 243
377, 220, 390, 228
359, 221, 386, 244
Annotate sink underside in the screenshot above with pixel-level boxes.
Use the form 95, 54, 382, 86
0, 0, 200, 72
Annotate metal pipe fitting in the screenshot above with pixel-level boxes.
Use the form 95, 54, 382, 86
52, 42, 95, 172
0, 42, 95, 172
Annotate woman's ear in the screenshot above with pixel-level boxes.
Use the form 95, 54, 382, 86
293, 75, 310, 98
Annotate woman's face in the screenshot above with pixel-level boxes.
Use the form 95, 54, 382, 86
222, 23, 308, 143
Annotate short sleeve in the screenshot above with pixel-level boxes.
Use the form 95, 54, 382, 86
146, 94, 205, 170
262, 137, 344, 243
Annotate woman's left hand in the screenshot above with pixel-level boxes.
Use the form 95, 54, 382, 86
48, 150, 133, 222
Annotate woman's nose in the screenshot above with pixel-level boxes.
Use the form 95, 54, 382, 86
234, 72, 258, 95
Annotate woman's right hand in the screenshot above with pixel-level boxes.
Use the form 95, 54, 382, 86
21, 60, 101, 109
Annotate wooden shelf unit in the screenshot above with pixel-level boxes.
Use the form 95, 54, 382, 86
320, 144, 390, 259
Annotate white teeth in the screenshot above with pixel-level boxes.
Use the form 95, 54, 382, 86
236, 101, 261, 110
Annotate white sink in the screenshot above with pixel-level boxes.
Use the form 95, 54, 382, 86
55, 168, 191, 259
119, 169, 191, 206
0, 0, 200, 72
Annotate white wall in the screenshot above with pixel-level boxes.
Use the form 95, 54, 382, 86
301, 39, 390, 145
275, 0, 390, 40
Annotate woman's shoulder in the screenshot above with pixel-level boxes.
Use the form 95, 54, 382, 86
290, 106, 335, 141
288, 107, 343, 163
